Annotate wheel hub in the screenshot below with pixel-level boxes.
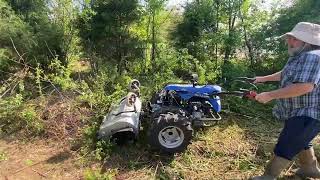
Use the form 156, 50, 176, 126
158, 126, 184, 149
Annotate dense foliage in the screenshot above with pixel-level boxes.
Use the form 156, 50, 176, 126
0, 0, 319, 165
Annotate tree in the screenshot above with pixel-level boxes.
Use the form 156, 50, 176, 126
5, 0, 65, 68
48, 0, 82, 64
145, 0, 167, 67
78, 0, 144, 74
220, 0, 243, 62
251, 0, 320, 72
173, 0, 218, 60
0, 0, 33, 78
5, 0, 47, 22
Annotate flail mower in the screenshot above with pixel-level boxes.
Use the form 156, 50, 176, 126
98, 75, 257, 153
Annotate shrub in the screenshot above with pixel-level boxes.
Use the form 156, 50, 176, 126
0, 94, 44, 136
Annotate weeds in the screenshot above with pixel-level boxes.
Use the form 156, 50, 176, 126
0, 94, 44, 135
21, 105, 44, 134
0, 56, 286, 179
83, 169, 118, 180
0, 151, 8, 162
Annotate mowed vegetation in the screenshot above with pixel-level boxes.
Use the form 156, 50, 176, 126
1, 0, 320, 179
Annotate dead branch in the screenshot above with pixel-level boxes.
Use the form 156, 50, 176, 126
10, 37, 22, 61
0, 67, 30, 98
153, 162, 159, 179
11, 160, 44, 175
31, 169, 47, 178
9, 37, 65, 99
0, 76, 20, 98
44, 41, 55, 59
285, 161, 295, 175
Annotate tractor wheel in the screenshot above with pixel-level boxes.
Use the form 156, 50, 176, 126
148, 112, 193, 153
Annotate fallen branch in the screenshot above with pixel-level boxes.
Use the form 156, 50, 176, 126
11, 160, 44, 175
285, 161, 295, 176
0, 78, 19, 99
0, 69, 16, 76
0, 86, 13, 99
9, 82, 19, 95
31, 169, 47, 178
153, 162, 159, 179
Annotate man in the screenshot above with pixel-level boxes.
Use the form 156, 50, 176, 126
251, 22, 320, 180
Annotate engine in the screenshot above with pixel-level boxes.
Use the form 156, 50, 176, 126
149, 88, 221, 127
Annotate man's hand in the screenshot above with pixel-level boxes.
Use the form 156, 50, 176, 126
255, 92, 274, 104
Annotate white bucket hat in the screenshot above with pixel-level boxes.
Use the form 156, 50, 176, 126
281, 22, 320, 46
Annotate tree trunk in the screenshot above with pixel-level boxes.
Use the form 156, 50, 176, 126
224, 0, 232, 63
224, 0, 237, 63
215, 0, 220, 68
241, 16, 254, 67
146, 13, 151, 71
151, 11, 156, 69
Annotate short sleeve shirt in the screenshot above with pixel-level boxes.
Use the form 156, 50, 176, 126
273, 50, 320, 120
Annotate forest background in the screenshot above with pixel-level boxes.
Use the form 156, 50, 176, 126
0, 0, 320, 179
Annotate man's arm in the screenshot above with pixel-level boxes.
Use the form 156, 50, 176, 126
255, 83, 314, 103
254, 71, 282, 83
256, 54, 320, 104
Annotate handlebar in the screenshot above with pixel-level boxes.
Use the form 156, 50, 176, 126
211, 89, 257, 100
235, 77, 256, 83
233, 77, 258, 90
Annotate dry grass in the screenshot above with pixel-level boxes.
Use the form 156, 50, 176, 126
152, 115, 281, 179
91, 114, 287, 180
3, 99, 320, 179
42, 97, 92, 141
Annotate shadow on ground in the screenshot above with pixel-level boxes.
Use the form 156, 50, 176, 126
46, 150, 73, 164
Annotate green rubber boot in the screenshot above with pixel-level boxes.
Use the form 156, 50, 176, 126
251, 156, 291, 180
295, 147, 320, 178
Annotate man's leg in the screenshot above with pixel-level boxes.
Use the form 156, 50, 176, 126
296, 146, 320, 178
274, 116, 320, 160
251, 155, 291, 180
295, 117, 320, 179
252, 116, 320, 180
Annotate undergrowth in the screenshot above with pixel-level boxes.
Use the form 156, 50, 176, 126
0, 56, 287, 179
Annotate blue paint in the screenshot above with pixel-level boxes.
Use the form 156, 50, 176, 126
164, 84, 222, 112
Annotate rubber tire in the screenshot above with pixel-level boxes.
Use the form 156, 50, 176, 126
148, 112, 193, 153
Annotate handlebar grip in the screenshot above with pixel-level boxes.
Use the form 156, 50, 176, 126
243, 91, 257, 100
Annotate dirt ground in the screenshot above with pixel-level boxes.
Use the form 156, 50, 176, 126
0, 138, 84, 180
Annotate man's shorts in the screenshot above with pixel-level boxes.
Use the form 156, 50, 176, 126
274, 116, 320, 160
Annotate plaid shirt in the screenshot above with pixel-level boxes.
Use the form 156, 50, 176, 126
273, 50, 320, 120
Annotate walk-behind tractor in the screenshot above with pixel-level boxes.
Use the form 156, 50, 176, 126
98, 75, 257, 153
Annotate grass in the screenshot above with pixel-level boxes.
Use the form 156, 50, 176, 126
2, 93, 312, 179
0, 150, 8, 162
157, 115, 281, 179
83, 113, 284, 180
3, 101, 319, 179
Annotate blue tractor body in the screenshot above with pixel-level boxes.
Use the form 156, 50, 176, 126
164, 84, 222, 112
